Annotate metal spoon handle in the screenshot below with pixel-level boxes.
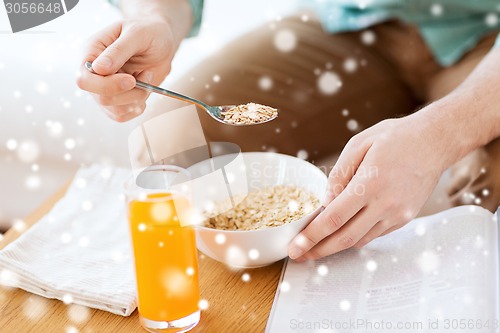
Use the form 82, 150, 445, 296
134, 80, 208, 109
84, 61, 208, 109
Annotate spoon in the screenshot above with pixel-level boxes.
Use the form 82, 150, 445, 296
84, 61, 278, 126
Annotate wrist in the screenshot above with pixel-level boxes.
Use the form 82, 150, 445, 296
412, 98, 487, 170
410, 47, 500, 171
121, 0, 192, 46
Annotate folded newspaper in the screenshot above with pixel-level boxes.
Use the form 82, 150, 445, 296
266, 206, 499, 333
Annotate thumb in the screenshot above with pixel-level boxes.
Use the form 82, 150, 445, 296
323, 137, 370, 207
92, 30, 143, 76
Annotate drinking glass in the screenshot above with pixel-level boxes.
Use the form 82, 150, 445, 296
125, 165, 200, 333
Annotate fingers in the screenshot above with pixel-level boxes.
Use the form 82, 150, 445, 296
97, 88, 149, 106
288, 178, 366, 259
101, 103, 146, 123
82, 22, 122, 63
81, 68, 152, 123
91, 28, 144, 76
446, 172, 471, 197
353, 220, 392, 248
298, 207, 377, 260
323, 136, 371, 206
78, 24, 137, 96
380, 225, 401, 237
77, 67, 136, 96
78, 21, 156, 123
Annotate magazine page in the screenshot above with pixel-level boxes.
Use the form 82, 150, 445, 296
266, 206, 499, 333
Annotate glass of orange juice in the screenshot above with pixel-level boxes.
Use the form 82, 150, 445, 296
125, 165, 200, 333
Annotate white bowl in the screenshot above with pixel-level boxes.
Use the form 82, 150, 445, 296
192, 152, 327, 268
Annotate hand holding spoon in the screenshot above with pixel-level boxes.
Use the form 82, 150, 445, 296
84, 61, 278, 126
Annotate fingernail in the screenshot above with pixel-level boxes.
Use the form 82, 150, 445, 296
322, 190, 334, 207
121, 78, 135, 90
94, 56, 112, 69
288, 245, 304, 260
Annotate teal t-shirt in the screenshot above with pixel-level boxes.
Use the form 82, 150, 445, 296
305, 0, 500, 66
187, 0, 203, 36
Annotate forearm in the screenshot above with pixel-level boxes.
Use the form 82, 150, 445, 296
416, 46, 500, 167
119, 0, 193, 47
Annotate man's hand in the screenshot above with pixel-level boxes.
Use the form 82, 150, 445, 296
77, 18, 176, 122
77, 0, 193, 122
288, 112, 453, 260
288, 45, 500, 261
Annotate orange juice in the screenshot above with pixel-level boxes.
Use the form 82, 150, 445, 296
128, 193, 200, 322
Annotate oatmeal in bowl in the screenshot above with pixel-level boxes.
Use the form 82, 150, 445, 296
190, 152, 327, 268
203, 185, 319, 231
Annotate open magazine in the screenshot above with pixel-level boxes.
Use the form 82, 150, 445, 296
266, 206, 499, 333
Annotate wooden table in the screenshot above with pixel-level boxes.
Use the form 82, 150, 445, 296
0, 180, 283, 332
